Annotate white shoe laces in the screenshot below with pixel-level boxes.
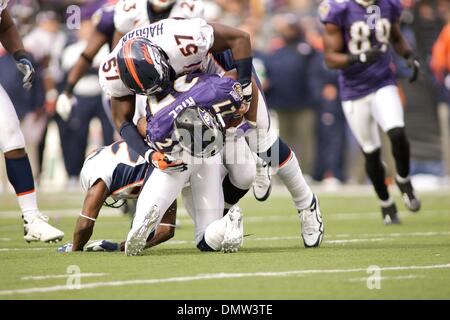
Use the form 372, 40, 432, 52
254, 164, 270, 187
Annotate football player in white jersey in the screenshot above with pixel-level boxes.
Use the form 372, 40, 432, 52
56, 0, 204, 121
56, 140, 178, 252
99, 17, 324, 248
0, 2, 64, 242
57, 137, 244, 254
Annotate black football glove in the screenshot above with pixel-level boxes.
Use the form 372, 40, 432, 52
405, 53, 420, 83
349, 47, 384, 65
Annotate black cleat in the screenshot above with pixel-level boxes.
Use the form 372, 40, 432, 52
381, 203, 401, 225
396, 178, 421, 213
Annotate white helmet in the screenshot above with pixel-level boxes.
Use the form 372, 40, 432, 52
148, 0, 176, 9
354, 0, 377, 7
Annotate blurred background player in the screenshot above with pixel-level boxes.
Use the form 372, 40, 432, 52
0, 1, 63, 242
320, 0, 421, 224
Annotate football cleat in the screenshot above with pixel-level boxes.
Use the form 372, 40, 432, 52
253, 160, 272, 201
84, 240, 120, 252
125, 205, 160, 256
381, 202, 401, 225
299, 194, 324, 248
222, 206, 244, 253
23, 213, 64, 243
396, 177, 421, 213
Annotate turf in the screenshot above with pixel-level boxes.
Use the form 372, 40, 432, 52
0, 191, 449, 300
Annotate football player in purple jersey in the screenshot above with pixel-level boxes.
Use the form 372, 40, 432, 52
320, 0, 421, 224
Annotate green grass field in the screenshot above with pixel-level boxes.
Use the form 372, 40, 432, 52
0, 190, 450, 299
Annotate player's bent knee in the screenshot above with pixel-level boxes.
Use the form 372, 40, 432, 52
387, 127, 407, 143
3, 148, 27, 159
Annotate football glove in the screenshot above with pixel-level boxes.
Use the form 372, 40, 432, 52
349, 47, 384, 65
406, 54, 420, 83
16, 57, 35, 90
56, 92, 77, 122
57, 243, 73, 253
84, 240, 120, 252
146, 150, 187, 172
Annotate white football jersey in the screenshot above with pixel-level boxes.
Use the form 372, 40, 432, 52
80, 141, 148, 200
114, 0, 205, 34
99, 17, 214, 97
0, 0, 9, 23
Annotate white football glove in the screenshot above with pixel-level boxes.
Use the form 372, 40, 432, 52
84, 240, 120, 252
57, 243, 73, 253
56, 92, 77, 122
16, 58, 35, 90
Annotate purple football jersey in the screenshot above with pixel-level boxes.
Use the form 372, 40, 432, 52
319, 0, 402, 101
146, 74, 243, 153
94, 4, 115, 49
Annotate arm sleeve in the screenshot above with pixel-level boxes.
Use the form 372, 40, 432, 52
119, 121, 151, 160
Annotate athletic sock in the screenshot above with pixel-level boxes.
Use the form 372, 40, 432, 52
201, 217, 228, 251
387, 127, 410, 178
276, 152, 314, 211
222, 174, 249, 215
5, 155, 39, 219
363, 149, 390, 201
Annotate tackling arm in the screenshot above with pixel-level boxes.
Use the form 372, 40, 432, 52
72, 180, 110, 251
112, 95, 152, 160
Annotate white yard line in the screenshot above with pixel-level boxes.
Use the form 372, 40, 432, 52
348, 274, 426, 282
0, 263, 449, 296
21, 273, 109, 281
0, 248, 47, 252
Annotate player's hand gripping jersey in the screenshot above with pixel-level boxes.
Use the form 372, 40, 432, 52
114, 0, 204, 35
146, 73, 243, 154
80, 141, 151, 201
319, 0, 402, 100
99, 18, 214, 98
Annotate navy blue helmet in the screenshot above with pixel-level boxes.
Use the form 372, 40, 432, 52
117, 37, 172, 95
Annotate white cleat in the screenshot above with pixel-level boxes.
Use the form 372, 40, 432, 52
299, 194, 324, 248
125, 205, 159, 256
222, 206, 244, 253
253, 160, 272, 201
23, 213, 64, 243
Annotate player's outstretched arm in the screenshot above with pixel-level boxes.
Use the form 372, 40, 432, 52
209, 23, 253, 105
390, 21, 420, 82
72, 180, 110, 251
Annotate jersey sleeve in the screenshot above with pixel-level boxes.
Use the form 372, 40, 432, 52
169, 0, 205, 19
114, 0, 140, 34
93, 6, 115, 39
98, 51, 133, 98
318, 0, 346, 27
389, 0, 403, 22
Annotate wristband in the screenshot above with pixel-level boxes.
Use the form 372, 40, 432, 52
64, 82, 75, 95
13, 49, 32, 62
234, 57, 253, 84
